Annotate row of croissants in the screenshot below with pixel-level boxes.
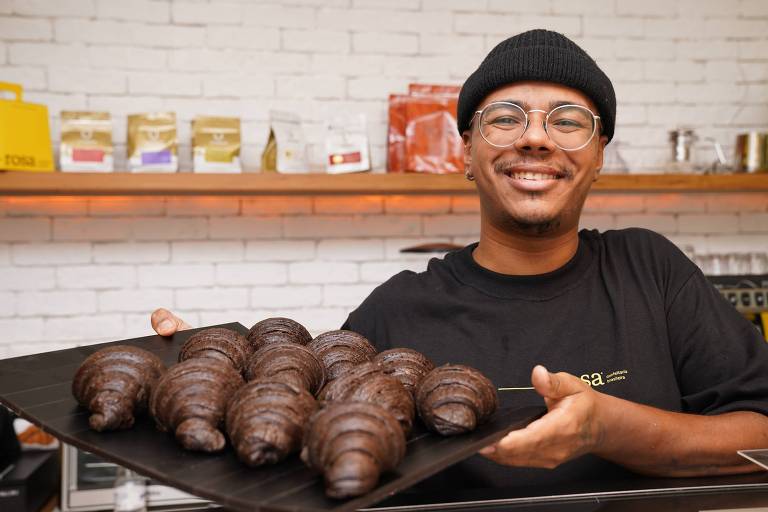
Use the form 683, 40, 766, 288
71, 318, 498, 499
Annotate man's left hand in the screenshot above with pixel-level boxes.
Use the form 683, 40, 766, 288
479, 365, 605, 469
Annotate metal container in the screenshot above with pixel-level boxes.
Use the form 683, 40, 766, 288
734, 132, 768, 173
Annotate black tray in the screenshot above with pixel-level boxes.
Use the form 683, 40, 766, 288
0, 323, 545, 512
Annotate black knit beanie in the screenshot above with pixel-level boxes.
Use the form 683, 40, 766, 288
457, 29, 616, 143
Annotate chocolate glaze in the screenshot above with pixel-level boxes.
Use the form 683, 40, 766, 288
301, 401, 405, 499
247, 317, 312, 352
318, 362, 415, 435
226, 380, 318, 467
150, 358, 244, 452
244, 343, 325, 395
307, 330, 377, 382
373, 348, 435, 396
416, 364, 498, 436
178, 327, 252, 373
72, 345, 166, 432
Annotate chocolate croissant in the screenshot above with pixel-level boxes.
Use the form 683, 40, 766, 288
307, 330, 377, 381
72, 345, 165, 432
318, 362, 415, 434
149, 358, 243, 452
226, 380, 318, 466
373, 348, 435, 396
301, 402, 406, 499
247, 317, 312, 352
416, 364, 498, 436
244, 343, 325, 395
178, 327, 252, 373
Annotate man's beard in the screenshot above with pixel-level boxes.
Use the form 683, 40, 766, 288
500, 207, 562, 235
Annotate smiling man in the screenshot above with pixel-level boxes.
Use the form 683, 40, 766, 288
152, 30, 768, 490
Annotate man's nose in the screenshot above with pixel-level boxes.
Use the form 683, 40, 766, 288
514, 111, 555, 152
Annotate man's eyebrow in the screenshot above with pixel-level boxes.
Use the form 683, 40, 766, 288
490, 99, 588, 110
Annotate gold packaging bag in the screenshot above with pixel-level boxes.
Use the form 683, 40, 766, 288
260, 110, 308, 173
192, 116, 241, 173
0, 81, 54, 172
127, 112, 178, 172
60, 111, 113, 172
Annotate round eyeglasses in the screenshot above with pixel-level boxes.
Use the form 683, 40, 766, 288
473, 102, 601, 151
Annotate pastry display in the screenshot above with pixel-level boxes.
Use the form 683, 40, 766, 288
307, 330, 377, 381
318, 362, 415, 434
301, 401, 406, 499
178, 327, 252, 373
149, 358, 244, 452
244, 343, 325, 395
226, 380, 318, 466
416, 364, 498, 436
247, 317, 312, 351
373, 347, 435, 396
72, 345, 165, 432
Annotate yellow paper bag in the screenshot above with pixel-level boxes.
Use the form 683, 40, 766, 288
0, 82, 54, 172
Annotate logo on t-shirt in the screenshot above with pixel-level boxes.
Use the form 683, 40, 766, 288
580, 369, 629, 387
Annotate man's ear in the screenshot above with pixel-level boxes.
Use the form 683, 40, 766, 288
593, 135, 608, 181
462, 130, 472, 168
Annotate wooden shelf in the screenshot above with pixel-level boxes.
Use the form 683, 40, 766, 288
0, 171, 767, 196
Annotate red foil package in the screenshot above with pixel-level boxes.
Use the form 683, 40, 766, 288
387, 84, 463, 174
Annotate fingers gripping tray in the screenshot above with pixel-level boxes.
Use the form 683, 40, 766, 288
0, 323, 544, 512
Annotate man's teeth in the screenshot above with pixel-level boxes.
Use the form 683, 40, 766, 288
510, 172, 557, 180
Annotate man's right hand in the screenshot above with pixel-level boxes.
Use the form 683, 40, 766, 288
151, 308, 192, 336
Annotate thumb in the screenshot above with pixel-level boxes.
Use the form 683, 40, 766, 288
531, 365, 584, 401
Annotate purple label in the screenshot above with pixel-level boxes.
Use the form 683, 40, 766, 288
141, 150, 172, 165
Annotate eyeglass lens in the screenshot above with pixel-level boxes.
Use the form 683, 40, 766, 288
479, 103, 596, 150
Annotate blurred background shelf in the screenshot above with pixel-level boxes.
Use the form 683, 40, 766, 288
0, 171, 767, 196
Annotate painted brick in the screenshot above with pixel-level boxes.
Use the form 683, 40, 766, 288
384, 196, 451, 214
9, 42, 88, 66
93, 242, 170, 263
207, 26, 279, 50
420, 34, 484, 55
451, 196, 480, 213
614, 214, 677, 234
383, 238, 452, 260
0, 244, 9, 264
171, 241, 244, 263
89, 46, 168, 71
43, 314, 124, 342
677, 40, 740, 60
283, 214, 421, 238
17, 290, 97, 316
0, 291, 14, 317
615, 82, 677, 104
614, 40, 677, 61
132, 217, 208, 241
14, 0, 95, 16
550, 0, 613, 14
317, 8, 453, 34
166, 197, 240, 216
245, 240, 316, 261
88, 197, 165, 216
282, 30, 349, 53
49, 67, 126, 94
197, 309, 252, 328
57, 265, 136, 289
0, 318, 44, 343
353, 32, 418, 55
288, 307, 349, 333
250, 285, 323, 308
583, 17, 643, 37
579, 214, 615, 232
171, 1, 243, 24
98, 289, 174, 313
454, 13, 520, 35
0, 16, 51, 41
0, 218, 50, 241
678, 214, 739, 234
96, 0, 170, 22
741, 0, 768, 16
0, 267, 55, 290
128, 71, 201, 96
703, 18, 766, 38
422, 0, 488, 10
138, 264, 216, 288
487, 0, 551, 13
706, 193, 768, 213
275, 75, 345, 100
2, 197, 88, 216
176, 287, 250, 310
317, 239, 384, 261
289, 261, 358, 284
354, 0, 421, 9
615, 0, 673, 16
646, 61, 705, 83
323, 283, 377, 307
314, 196, 384, 214
12, 243, 91, 265
360, 260, 426, 282
739, 213, 768, 233
644, 194, 708, 213
203, 73, 275, 98
311, 54, 385, 76
706, 235, 768, 254
644, 19, 702, 39
0, 66, 46, 90
216, 262, 288, 285
209, 216, 282, 239
423, 214, 479, 236
242, 4, 316, 27
348, 76, 410, 99
242, 197, 313, 215
583, 193, 644, 213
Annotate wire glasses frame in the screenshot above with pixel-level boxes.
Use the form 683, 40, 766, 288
472, 102, 602, 152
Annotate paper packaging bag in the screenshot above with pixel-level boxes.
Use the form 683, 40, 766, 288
0, 81, 54, 172
127, 112, 178, 172
59, 111, 114, 172
261, 110, 309, 173
325, 114, 371, 174
192, 116, 242, 173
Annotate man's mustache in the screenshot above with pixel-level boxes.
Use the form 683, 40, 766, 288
492, 160, 573, 179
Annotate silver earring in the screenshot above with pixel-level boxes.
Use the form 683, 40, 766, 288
465, 170, 475, 181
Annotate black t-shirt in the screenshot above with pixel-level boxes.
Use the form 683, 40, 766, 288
342, 228, 768, 489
